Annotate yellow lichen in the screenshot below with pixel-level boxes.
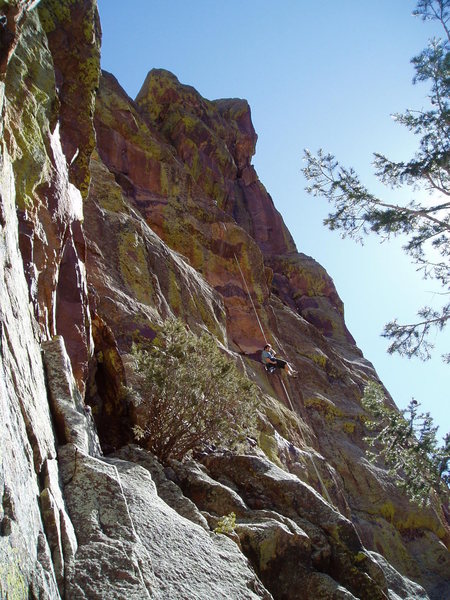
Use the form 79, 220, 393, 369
118, 230, 154, 305
0, 551, 27, 600
258, 431, 283, 468
342, 421, 355, 434
305, 396, 343, 422
259, 535, 279, 571
308, 352, 327, 369
379, 501, 396, 524
370, 519, 415, 572
367, 500, 446, 540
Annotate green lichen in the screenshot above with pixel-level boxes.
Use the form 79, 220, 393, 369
38, 0, 72, 33
38, 0, 82, 33
236, 247, 266, 306
342, 421, 356, 434
167, 268, 182, 313
11, 109, 51, 209
160, 164, 170, 196
286, 260, 327, 298
89, 155, 126, 212
39, 0, 101, 198
354, 551, 368, 564
191, 291, 224, 342
299, 272, 325, 297
0, 551, 27, 600
162, 212, 198, 265
4, 12, 54, 209
78, 56, 100, 89
259, 535, 279, 571
189, 144, 202, 182
305, 396, 343, 422
258, 431, 283, 468
118, 230, 154, 305
261, 397, 302, 441
82, 8, 96, 43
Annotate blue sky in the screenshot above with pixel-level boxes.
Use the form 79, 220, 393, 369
97, 0, 448, 436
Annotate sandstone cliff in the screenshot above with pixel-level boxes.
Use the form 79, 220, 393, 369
0, 2, 448, 599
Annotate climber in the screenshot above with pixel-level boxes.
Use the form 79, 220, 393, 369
261, 344, 297, 377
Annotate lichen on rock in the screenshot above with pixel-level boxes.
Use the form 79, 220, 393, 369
0, 1, 449, 598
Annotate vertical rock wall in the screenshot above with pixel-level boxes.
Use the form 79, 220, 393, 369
0, 120, 60, 599
0, 2, 448, 599
0, 1, 98, 595
89, 67, 449, 598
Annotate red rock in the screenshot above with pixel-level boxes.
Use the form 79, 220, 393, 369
3, 5, 448, 593
86, 67, 449, 597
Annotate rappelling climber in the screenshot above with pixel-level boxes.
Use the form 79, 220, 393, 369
261, 344, 297, 377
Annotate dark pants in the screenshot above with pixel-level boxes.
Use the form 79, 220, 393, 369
270, 359, 286, 369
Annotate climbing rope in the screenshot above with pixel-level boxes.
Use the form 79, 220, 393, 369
279, 378, 334, 506
233, 253, 268, 344
223, 221, 334, 506
234, 252, 334, 505
221, 220, 267, 343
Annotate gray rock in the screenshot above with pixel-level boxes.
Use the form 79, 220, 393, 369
58, 444, 154, 599
114, 445, 210, 530
0, 109, 60, 598
106, 454, 271, 599
368, 552, 430, 600
304, 572, 359, 599
58, 443, 271, 598
172, 457, 251, 517
42, 336, 101, 457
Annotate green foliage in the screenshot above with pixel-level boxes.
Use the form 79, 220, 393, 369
362, 381, 449, 506
214, 512, 237, 535
131, 319, 259, 463
303, 0, 450, 361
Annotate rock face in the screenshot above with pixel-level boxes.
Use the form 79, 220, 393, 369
0, 2, 448, 599
1, 1, 98, 597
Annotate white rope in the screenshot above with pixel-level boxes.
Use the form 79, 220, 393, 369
224, 223, 333, 506
279, 378, 334, 506
221, 220, 267, 345
233, 253, 268, 344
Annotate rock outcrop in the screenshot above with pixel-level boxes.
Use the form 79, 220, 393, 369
0, 1, 448, 599
1, 1, 98, 596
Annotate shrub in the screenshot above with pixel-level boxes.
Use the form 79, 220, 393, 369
130, 318, 259, 463
214, 512, 236, 535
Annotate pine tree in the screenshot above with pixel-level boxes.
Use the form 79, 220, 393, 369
303, 0, 450, 362
362, 381, 449, 507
